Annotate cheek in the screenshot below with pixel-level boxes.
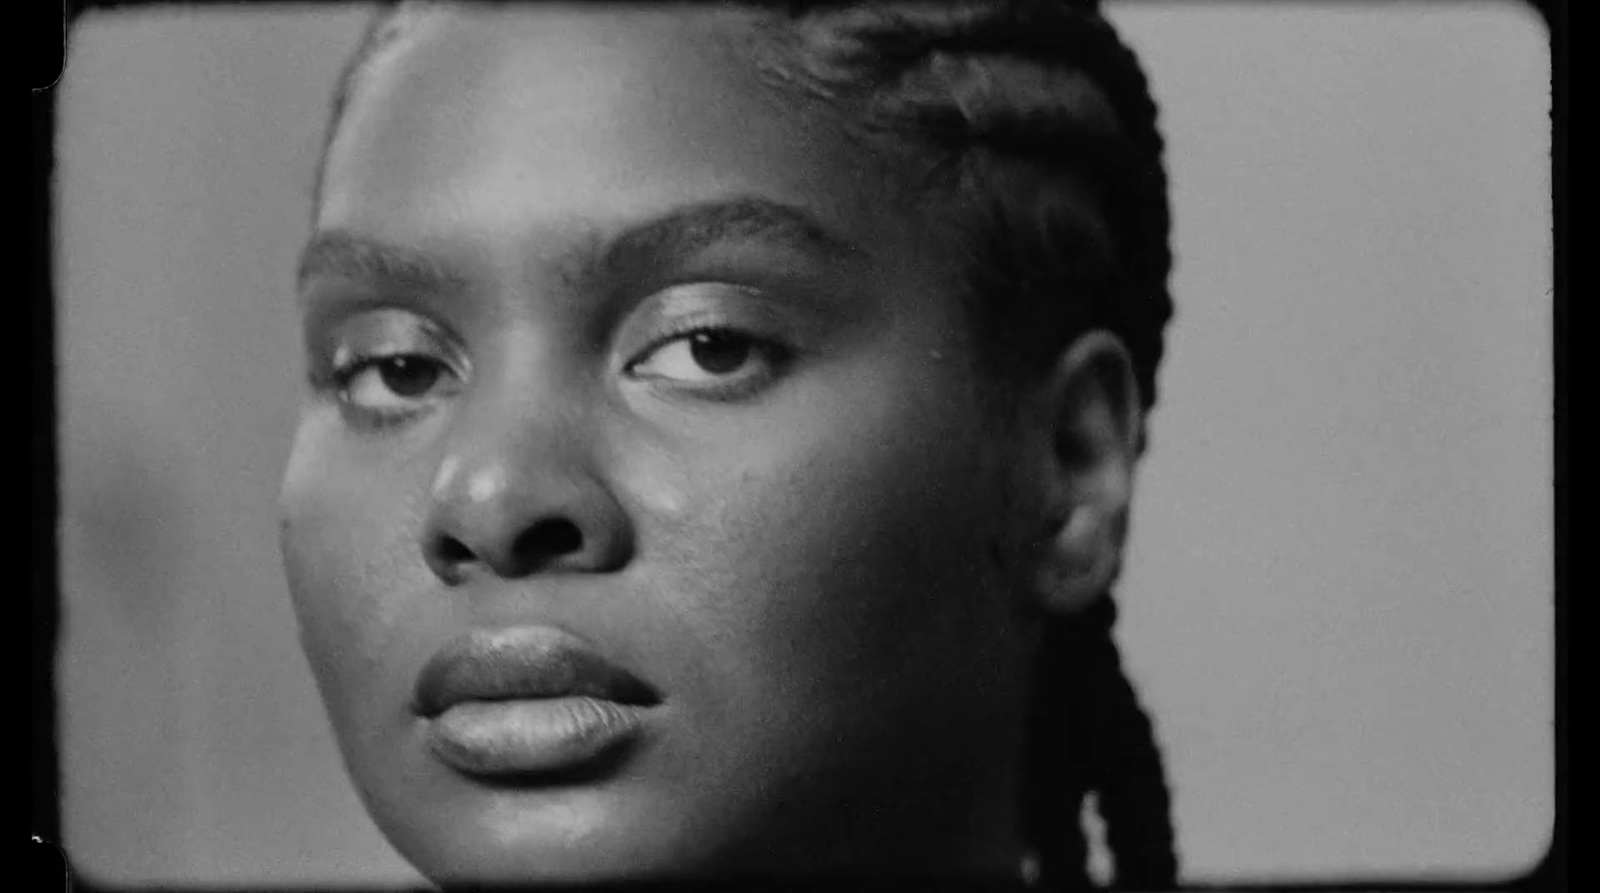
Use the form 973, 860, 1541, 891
278, 424, 434, 722
633, 364, 1015, 746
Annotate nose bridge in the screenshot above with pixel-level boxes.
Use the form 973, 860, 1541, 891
436, 378, 585, 509
422, 338, 629, 580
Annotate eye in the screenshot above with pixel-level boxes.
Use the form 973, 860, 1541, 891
627, 328, 785, 389
334, 352, 459, 418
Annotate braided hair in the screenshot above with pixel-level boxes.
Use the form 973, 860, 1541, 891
747, 9, 1180, 888
316, 2, 1177, 888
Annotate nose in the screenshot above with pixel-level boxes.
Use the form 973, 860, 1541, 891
420, 398, 633, 584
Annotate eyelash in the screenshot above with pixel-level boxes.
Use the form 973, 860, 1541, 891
311, 315, 797, 431
321, 350, 461, 430
623, 322, 795, 401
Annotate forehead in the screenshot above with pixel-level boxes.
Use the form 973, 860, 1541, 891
317, 3, 924, 268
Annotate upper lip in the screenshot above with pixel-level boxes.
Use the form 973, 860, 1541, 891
411, 626, 661, 719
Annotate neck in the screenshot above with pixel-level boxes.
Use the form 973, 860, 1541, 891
776, 722, 1033, 879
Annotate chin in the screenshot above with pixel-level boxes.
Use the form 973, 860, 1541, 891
380, 795, 671, 882
356, 763, 740, 884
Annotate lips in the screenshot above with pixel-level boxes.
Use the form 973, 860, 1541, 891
412, 626, 661, 778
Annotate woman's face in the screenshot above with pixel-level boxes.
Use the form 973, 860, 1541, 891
280, 5, 1040, 882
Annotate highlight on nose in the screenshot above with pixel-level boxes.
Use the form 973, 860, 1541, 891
421, 452, 634, 582
421, 423, 635, 582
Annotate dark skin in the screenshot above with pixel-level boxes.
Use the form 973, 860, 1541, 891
279, 4, 1141, 884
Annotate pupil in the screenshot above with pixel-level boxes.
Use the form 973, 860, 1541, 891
379, 357, 439, 397
689, 332, 752, 374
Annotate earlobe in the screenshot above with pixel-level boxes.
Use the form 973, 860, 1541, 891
1023, 330, 1141, 616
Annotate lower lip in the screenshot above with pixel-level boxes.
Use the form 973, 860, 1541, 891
423, 697, 648, 777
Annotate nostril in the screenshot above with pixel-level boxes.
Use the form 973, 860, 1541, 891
514, 517, 584, 566
426, 515, 608, 582
436, 536, 474, 566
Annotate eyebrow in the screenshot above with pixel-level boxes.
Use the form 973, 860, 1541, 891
296, 229, 469, 296
592, 196, 864, 279
296, 196, 864, 298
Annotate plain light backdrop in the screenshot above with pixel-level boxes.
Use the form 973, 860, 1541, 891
57, 2, 1553, 887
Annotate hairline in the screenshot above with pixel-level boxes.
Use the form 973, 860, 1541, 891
312, 0, 1140, 416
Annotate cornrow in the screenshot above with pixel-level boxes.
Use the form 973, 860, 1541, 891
761, 4, 1178, 888
758, 0, 1173, 416
316, 3, 1178, 888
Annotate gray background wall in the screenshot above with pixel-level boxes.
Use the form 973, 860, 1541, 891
56, 3, 1553, 886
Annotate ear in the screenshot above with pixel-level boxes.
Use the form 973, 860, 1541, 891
1020, 330, 1142, 616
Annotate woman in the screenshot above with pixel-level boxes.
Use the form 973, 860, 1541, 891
278, 0, 1177, 886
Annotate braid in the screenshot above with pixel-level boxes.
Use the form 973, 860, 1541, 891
767, 3, 1180, 887
1035, 598, 1179, 890
760, 0, 1174, 415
